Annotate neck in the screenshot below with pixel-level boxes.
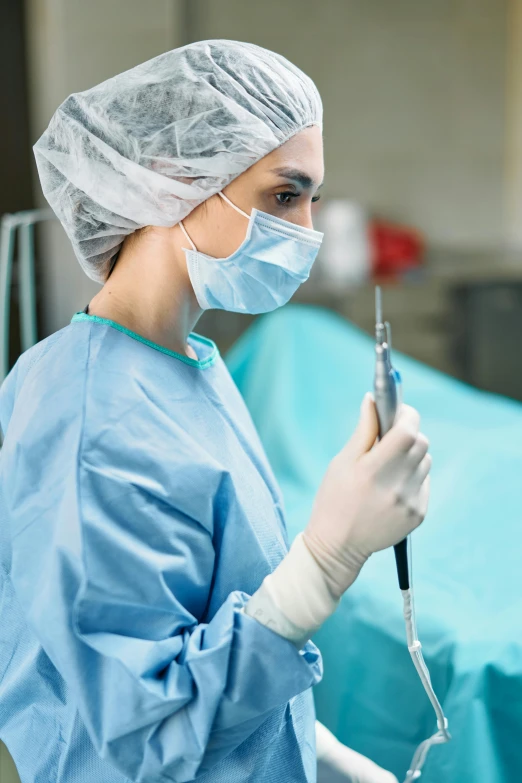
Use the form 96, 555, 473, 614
87, 225, 203, 357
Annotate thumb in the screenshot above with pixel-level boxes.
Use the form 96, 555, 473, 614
346, 393, 379, 457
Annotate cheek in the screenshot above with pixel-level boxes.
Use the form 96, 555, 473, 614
206, 213, 249, 257
183, 203, 249, 257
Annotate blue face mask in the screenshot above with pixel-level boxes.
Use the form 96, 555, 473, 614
179, 192, 323, 314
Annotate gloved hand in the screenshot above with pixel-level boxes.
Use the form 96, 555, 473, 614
316, 721, 398, 783
245, 393, 431, 646
304, 392, 430, 598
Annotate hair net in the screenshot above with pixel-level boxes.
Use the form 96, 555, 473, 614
34, 39, 322, 283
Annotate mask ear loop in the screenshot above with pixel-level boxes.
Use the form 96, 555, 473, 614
178, 221, 197, 251
218, 191, 250, 219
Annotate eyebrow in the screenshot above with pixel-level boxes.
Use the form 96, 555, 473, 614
270, 167, 323, 190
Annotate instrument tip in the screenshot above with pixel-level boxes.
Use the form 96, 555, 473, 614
375, 285, 383, 325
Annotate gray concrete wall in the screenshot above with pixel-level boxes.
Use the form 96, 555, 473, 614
506, 0, 522, 248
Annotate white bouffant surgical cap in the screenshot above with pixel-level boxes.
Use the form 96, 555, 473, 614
34, 39, 322, 282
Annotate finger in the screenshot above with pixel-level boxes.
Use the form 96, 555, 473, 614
365, 405, 421, 469
403, 475, 431, 529
344, 393, 379, 458
417, 475, 431, 519
402, 453, 432, 497
404, 433, 430, 469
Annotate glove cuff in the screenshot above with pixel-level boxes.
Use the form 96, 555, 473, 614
245, 533, 340, 647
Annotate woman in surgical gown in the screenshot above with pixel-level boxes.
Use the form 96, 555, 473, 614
0, 41, 431, 783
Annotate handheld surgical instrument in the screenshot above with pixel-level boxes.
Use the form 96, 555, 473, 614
373, 286, 451, 782
373, 285, 408, 588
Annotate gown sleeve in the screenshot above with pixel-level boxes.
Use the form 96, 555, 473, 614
3, 358, 322, 783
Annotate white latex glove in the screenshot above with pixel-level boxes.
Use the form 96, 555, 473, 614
245, 394, 431, 646
316, 721, 398, 783
304, 393, 430, 598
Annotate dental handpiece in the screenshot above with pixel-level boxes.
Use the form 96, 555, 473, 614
374, 288, 450, 779
373, 286, 409, 590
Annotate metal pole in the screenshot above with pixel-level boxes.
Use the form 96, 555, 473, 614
0, 209, 55, 382
0, 216, 16, 384
18, 221, 38, 352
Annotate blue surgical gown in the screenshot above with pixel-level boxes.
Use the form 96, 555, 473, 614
0, 312, 322, 783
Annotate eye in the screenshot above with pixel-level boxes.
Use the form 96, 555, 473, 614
276, 191, 298, 205
312, 194, 321, 203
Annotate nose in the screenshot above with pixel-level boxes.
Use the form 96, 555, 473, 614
290, 204, 314, 230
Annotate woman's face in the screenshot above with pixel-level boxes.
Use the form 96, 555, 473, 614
181, 125, 324, 259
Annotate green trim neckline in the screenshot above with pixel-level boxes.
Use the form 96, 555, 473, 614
71, 311, 218, 369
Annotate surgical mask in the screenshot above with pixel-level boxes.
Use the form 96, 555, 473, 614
179, 192, 323, 314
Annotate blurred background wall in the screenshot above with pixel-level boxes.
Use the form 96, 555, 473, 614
506, 0, 522, 244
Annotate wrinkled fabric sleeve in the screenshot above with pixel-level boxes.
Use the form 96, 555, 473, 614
5, 403, 321, 783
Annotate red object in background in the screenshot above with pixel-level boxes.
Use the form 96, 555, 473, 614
369, 220, 425, 277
